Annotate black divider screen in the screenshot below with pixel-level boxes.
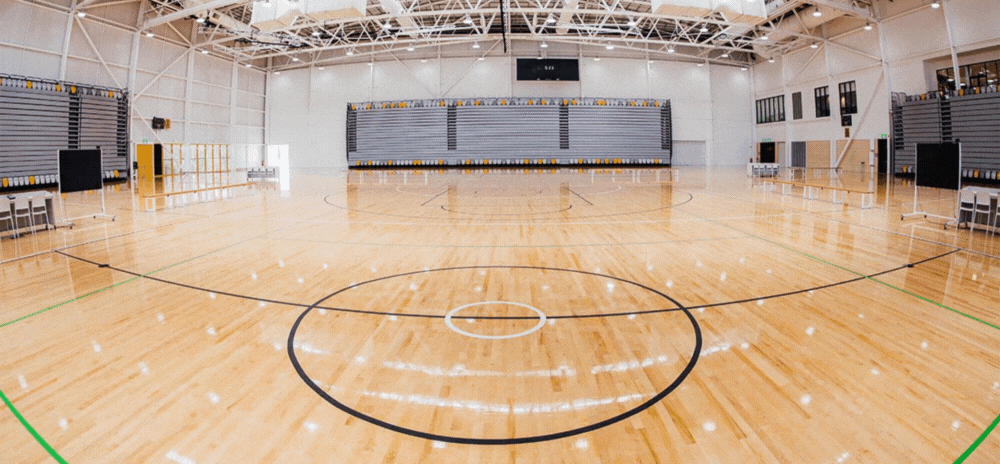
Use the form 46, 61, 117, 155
59, 149, 103, 192
916, 142, 960, 190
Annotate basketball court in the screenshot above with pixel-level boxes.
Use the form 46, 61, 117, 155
3, 0, 1000, 462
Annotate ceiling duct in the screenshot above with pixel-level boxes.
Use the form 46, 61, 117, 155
650, 0, 767, 25
250, 0, 366, 31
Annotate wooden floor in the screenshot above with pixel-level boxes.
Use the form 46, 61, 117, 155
2, 166, 999, 463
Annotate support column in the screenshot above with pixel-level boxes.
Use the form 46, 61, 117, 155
940, 0, 962, 91
59, 0, 79, 81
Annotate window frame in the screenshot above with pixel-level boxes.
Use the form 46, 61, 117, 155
838, 80, 857, 115
814, 86, 830, 118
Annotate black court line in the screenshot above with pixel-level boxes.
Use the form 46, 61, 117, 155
325, 192, 694, 221
419, 189, 449, 206
440, 205, 573, 216
287, 265, 702, 445
567, 188, 593, 206
55, 249, 958, 321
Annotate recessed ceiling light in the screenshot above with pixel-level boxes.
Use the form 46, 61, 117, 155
864, 22, 873, 31
931, 1, 940, 8
77, 11, 86, 18
812, 9, 822, 17
146, 32, 154, 38
540, 42, 548, 48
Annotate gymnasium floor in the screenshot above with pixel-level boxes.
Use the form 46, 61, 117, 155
2, 166, 999, 463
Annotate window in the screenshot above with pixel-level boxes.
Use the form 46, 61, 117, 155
791, 92, 803, 120
838, 81, 857, 115
937, 58, 1000, 92
814, 86, 830, 118
755, 95, 785, 124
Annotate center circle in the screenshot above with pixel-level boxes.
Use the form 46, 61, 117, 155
444, 301, 547, 340
287, 265, 702, 445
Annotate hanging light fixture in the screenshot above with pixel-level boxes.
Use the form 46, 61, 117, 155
931, 1, 941, 8
540, 41, 548, 49
864, 22, 873, 31
463, 15, 473, 25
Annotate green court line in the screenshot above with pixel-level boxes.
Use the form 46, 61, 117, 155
0, 275, 142, 329
953, 410, 1000, 464
680, 206, 1000, 462
0, 387, 68, 464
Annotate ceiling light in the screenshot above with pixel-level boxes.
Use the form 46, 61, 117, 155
627, 18, 637, 27
367, 62, 373, 66
275, 71, 281, 75
382, 21, 392, 29
864, 22, 873, 31
931, 1, 940, 8
146, 32, 154, 38
721, 52, 729, 58
667, 46, 675, 53
312, 31, 321, 37
697, 63, 704, 67
245, 63, 252, 68
77, 11, 86, 18
292, 57, 300, 62
196, 16, 206, 23
407, 46, 414, 51
463, 15, 473, 25
812, 9, 822, 17
318, 66, 325, 70
768, 57, 775, 63
605, 44, 614, 50
540, 42, 548, 48
741, 67, 748, 71
700, 25, 709, 33
421, 59, 428, 62
594, 57, 600, 61
201, 49, 208, 54
546, 14, 556, 24
648, 60, 654, 64
472, 42, 480, 49
478, 57, 485, 61
760, 34, 769, 41
811, 42, 819, 48
346, 50, 354, 56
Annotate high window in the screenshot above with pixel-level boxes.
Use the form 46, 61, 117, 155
815, 86, 830, 118
755, 95, 785, 124
838, 81, 857, 115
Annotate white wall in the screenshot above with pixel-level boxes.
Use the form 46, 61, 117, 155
268, 56, 753, 169
0, 0, 266, 168
751, 0, 1000, 167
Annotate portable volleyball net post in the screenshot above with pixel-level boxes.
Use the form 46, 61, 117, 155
57, 148, 116, 227
900, 141, 960, 227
